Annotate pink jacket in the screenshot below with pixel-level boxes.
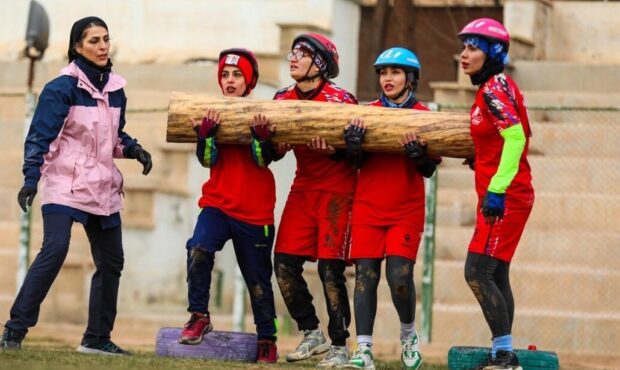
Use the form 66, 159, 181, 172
28, 62, 135, 215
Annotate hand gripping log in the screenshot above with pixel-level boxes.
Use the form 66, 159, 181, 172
166, 92, 473, 158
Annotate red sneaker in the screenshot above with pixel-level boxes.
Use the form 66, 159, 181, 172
178, 312, 213, 345
256, 339, 278, 363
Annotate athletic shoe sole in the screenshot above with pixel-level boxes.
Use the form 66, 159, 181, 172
178, 323, 213, 345
76, 346, 125, 356
286, 342, 331, 362
341, 362, 376, 370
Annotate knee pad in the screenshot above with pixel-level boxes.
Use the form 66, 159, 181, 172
188, 247, 213, 273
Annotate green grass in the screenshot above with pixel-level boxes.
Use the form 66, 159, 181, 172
0, 343, 449, 370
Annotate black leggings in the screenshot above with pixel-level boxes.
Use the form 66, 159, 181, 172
354, 256, 416, 336
274, 253, 350, 346
464, 252, 514, 338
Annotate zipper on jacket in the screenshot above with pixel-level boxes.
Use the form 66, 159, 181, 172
70, 161, 78, 194
100, 73, 103, 82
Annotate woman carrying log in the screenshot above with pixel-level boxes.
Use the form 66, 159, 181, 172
178, 48, 278, 364
458, 18, 534, 370
1, 17, 152, 355
341, 48, 440, 370
271, 33, 357, 368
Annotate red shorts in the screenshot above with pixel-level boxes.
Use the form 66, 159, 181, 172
275, 190, 352, 261
349, 223, 423, 261
468, 204, 533, 262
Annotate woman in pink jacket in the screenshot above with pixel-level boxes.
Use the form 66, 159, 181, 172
1, 17, 151, 355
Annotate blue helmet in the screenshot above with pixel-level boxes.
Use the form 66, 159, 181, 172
374, 47, 421, 80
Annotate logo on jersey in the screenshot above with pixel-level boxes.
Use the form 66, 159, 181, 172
472, 106, 483, 125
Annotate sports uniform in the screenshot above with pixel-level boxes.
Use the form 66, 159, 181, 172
272, 33, 357, 367
273, 82, 357, 261
180, 48, 278, 363
468, 73, 534, 262
459, 18, 534, 370
344, 47, 439, 370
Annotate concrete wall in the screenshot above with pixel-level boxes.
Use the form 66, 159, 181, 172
0, 0, 360, 92
546, 2, 620, 63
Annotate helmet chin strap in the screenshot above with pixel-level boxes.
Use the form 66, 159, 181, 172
294, 60, 322, 83
391, 86, 410, 102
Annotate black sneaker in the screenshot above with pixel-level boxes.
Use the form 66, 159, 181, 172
77, 340, 131, 356
481, 350, 523, 370
1, 328, 24, 350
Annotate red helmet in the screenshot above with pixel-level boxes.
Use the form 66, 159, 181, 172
292, 33, 339, 79
458, 18, 510, 48
218, 48, 259, 95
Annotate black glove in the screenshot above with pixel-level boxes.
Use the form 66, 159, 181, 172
127, 144, 153, 175
462, 157, 475, 171
343, 124, 366, 168
403, 139, 427, 161
17, 186, 37, 212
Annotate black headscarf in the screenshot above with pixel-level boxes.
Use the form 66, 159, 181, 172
470, 57, 505, 86
67, 16, 108, 63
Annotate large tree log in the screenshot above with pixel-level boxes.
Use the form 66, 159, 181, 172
167, 92, 473, 158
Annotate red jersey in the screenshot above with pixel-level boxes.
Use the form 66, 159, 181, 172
198, 145, 276, 225
471, 74, 534, 206
274, 82, 358, 194
352, 99, 430, 225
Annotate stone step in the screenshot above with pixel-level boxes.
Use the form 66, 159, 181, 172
436, 188, 620, 231
432, 259, 618, 313
435, 224, 620, 268
37, 262, 92, 324
0, 249, 18, 295
0, 151, 23, 189
528, 109, 620, 124
431, 303, 620, 355
0, 221, 20, 250
0, 294, 13, 324
438, 157, 620, 194
524, 91, 620, 109
0, 187, 22, 224
512, 62, 620, 93
529, 122, 618, 158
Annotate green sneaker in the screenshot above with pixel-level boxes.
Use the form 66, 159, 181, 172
286, 329, 330, 362
343, 344, 375, 369
401, 331, 422, 370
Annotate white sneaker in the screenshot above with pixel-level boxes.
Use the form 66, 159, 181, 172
401, 331, 422, 370
286, 329, 330, 362
317, 345, 349, 368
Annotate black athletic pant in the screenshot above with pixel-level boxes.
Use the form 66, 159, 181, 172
274, 253, 350, 346
464, 252, 514, 338
353, 256, 416, 336
6, 213, 124, 345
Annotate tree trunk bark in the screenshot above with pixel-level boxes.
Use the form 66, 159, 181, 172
167, 92, 473, 158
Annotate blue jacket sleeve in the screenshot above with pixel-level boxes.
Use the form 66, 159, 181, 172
22, 83, 71, 189
117, 91, 138, 158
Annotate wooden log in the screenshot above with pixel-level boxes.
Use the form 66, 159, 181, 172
167, 92, 473, 158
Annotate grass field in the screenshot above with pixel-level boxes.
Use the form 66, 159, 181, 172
0, 338, 449, 370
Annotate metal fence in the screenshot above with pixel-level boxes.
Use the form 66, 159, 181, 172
423, 103, 620, 357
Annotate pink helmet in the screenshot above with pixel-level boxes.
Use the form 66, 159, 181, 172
458, 18, 510, 46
